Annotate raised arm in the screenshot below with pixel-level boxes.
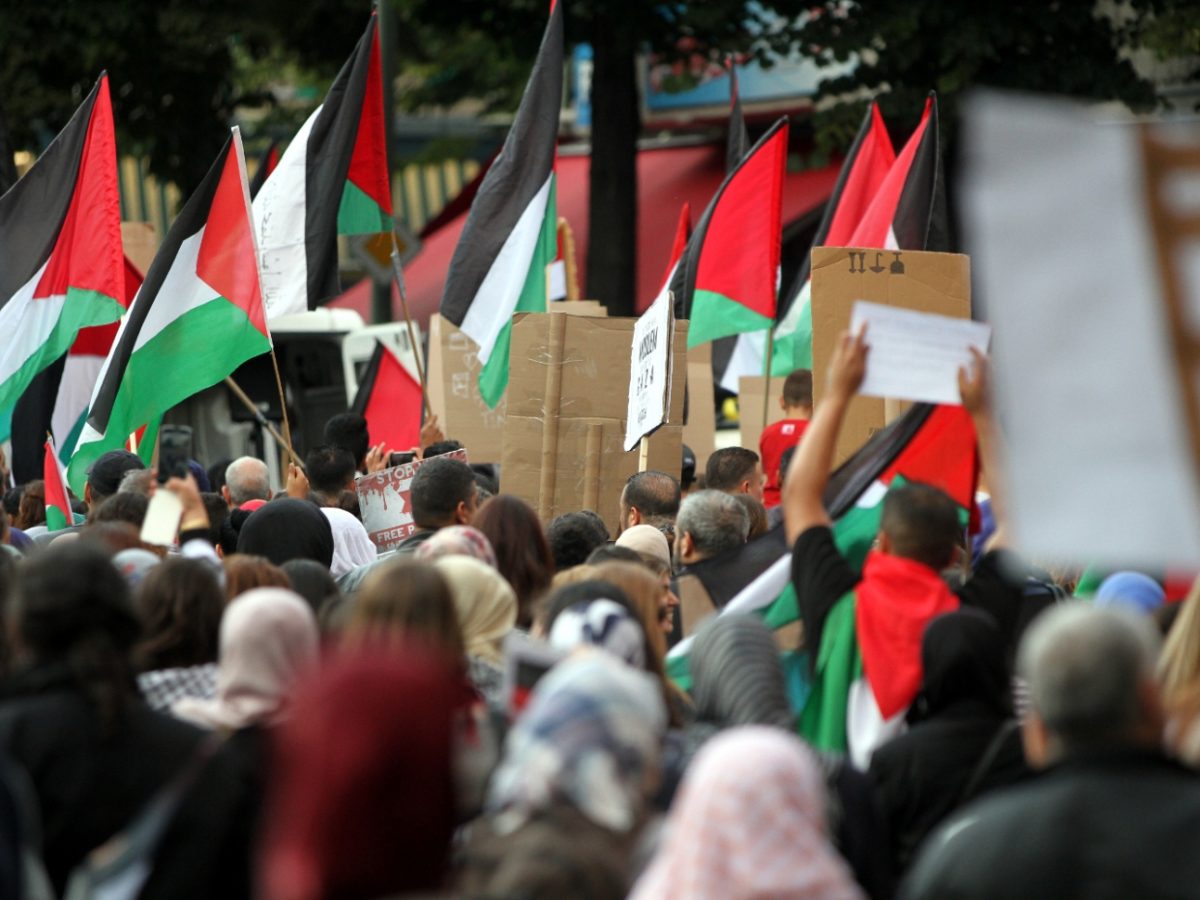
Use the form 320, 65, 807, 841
782, 327, 868, 546
958, 346, 1006, 551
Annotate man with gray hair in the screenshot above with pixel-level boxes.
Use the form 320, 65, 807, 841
673, 489, 749, 569
901, 603, 1200, 899
222, 456, 270, 509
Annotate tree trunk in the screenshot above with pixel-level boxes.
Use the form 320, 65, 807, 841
586, 13, 638, 316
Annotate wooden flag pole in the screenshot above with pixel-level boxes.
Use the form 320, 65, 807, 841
557, 217, 581, 301
224, 375, 304, 468
268, 348, 294, 454
761, 330, 775, 438
389, 231, 433, 417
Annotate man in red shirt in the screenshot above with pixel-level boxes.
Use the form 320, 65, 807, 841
759, 368, 812, 508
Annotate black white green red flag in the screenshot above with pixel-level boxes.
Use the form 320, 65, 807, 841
68, 129, 272, 492
0, 74, 124, 415
253, 15, 394, 320
438, 0, 563, 409
43, 434, 73, 531
350, 340, 423, 452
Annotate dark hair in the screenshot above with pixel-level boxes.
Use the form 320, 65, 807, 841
0, 550, 17, 676
79, 522, 145, 557
547, 511, 610, 571
733, 494, 769, 540
14, 543, 141, 729
2, 486, 24, 519
880, 482, 963, 571
14, 480, 46, 530
134, 558, 223, 670
324, 413, 370, 470
472, 495, 554, 628
705, 447, 760, 492
281, 559, 343, 618
410, 458, 476, 529
334, 490, 361, 520
207, 457, 233, 495
778, 445, 798, 489
622, 471, 681, 520
89, 491, 149, 528
223, 554, 292, 602
305, 445, 357, 496
783, 369, 813, 408
200, 492, 229, 547
472, 465, 499, 497
586, 544, 644, 566
348, 558, 464, 657
422, 440, 464, 459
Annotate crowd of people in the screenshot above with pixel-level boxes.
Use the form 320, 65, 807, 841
2, 336, 1200, 899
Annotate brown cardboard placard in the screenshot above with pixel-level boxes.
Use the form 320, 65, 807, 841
737, 375, 787, 453
682, 341, 716, 474
811, 248, 971, 464
502, 312, 687, 532
426, 315, 508, 464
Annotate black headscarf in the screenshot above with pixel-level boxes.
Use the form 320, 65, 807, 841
236, 499, 334, 569
909, 608, 1010, 724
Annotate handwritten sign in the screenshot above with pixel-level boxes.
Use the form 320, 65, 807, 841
849, 301, 991, 405
624, 292, 674, 451
355, 448, 469, 551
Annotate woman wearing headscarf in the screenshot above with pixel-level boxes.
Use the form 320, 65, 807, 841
457, 653, 667, 899
630, 727, 864, 900
236, 499, 334, 569
433, 555, 517, 706
868, 608, 1030, 874
416, 524, 498, 568
223, 555, 292, 603
319, 507, 377, 578
684, 614, 892, 899
260, 649, 465, 900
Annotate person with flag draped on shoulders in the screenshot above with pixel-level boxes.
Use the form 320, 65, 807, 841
783, 328, 1026, 770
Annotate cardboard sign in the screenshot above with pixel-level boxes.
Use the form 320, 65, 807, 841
504, 312, 687, 532
811, 248, 971, 464
624, 293, 674, 451
682, 341, 716, 474
355, 448, 468, 551
426, 315, 507, 465
738, 375, 787, 453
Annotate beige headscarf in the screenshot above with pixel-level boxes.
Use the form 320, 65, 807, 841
615, 524, 671, 568
434, 556, 516, 664
174, 588, 319, 731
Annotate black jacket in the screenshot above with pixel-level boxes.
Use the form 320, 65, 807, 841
899, 747, 1200, 900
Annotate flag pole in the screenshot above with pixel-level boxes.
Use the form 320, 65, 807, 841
389, 231, 433, 417
761, 329, 774, 437
268, 350, 295, 454
224, 375, 304, 468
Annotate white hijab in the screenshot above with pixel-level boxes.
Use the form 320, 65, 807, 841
321, 507, 378, 577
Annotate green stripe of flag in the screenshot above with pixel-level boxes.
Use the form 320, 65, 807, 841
687, 288, 774, 348
337, 178, 393, 236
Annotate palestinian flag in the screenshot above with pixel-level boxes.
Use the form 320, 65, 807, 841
253, 15, 394, 321
666, 402, 978, 736
351, 340, 423, 451
672, 117, 789, 348
0, 74, 124, 416
7, 255, 143, 483
439, 0, 563, 409
43, 435, 73, 531
725, 59, 749, 173
248, 139, 281, 199
656, 203, 691, 301
68, 129, 272, 493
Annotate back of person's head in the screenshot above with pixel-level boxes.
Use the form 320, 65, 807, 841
1019, 603, 1161, 758
117, 468, 154, 496
614, 524, 671, 570
544, 586, 648, 670
347, 558, 464, 658
223, 554, 292, 603
414, 525, 498, 568
281, 559, 343, 619
879, 482, 962, 571
224, 456, 271, 506
237, 498, 335, 568
704, 447, 759, 493
422, 439, 464, 459
14, 480, 45, 530
3, 486, 24, 521
691, 614, 792, 729
590, 560, 669, 662
13, 542, 140, 724
680, 444, 697, 492
86, 449, 145, 506
323, 413, 370, 471
675, 490, 749, 562
1095, 571, 1166, 615
200, 492, 230, 548
88, 491, 150, 529
472, 494, 553, 626
913, 609, 1010, 722
622, 471, 681, 521
207, 457, 233, 496
586, 544, 644, 567
134, 557, 223, 671
410, 457, 477, 529
782, 369, 813, 410
81, 521, 146, 557
262, 649, 467, 899
433, 555, 517, 663
733, 493, 768, 540
547, 510, 610, 571
305, 445, 357, 497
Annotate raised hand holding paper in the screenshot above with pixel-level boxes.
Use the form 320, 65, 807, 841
849, 301, 990, 405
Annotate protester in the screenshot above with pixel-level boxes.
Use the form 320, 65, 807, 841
304, 445, 358, 507
631, 728, 864, 900
547, 510, 610, 571
759, 368, 813, 507
260, 651, 465, 900
223, 554, 292, 603
344, 557, 465, 658
83, 448, 146, 512
704, 446, 764, 502
433, 555, 518, 705
323, 412, 372, 472
1095, 570, 1166, 615
89, 490, 150, 529
869, 609, 1031, 873
280, 559, 342, 621
614, 522, 672, 570
547, 593, 648, 669
618, 470, 681, 535
13, 480, 45, 531
236, 498, 335, 568
901, 603, 1200, 898
673, 489, 750, 569
472, 494, 554, 627
394, 456, 479, 554
222, 456, 271, 509
457, 653, 666, 898
733, 492, 769, 540
134, 557, 224, 711
415, 524, 499, 568
319, 506, 377, 578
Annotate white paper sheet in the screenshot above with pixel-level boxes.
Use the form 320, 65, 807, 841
849, 301, 991, 405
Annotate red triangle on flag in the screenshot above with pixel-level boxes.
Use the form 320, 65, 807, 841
354, 342, 423, 451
